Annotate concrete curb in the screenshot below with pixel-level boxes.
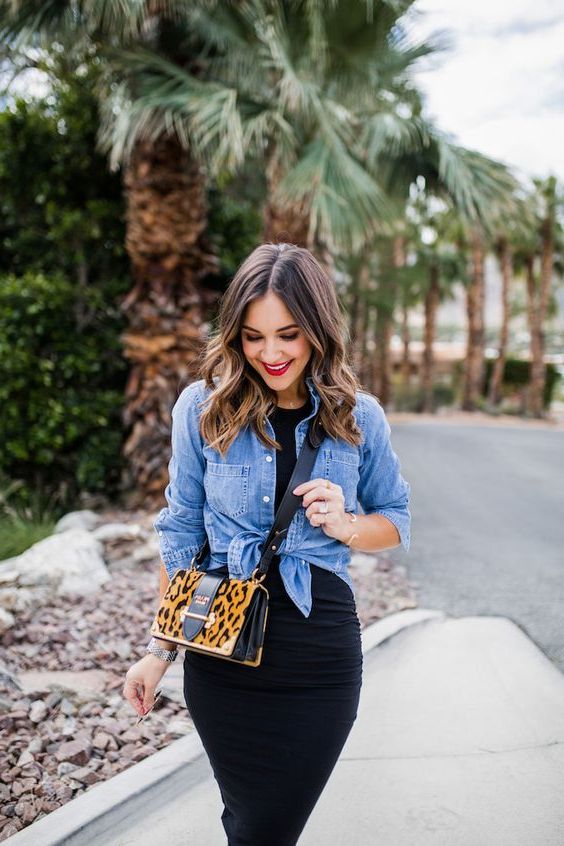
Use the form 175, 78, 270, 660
8, 608, 445, 845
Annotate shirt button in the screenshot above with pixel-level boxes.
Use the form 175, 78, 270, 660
263, 495, 270, 503
265, 455, 273, 462
158, 531, 163, 536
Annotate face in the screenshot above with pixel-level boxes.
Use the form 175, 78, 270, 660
241, 292, 313, 405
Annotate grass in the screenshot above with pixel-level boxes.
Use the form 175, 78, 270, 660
0, 475, 59, 561
0, 515, 56, 561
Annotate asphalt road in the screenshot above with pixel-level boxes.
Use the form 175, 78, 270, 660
388, 420, 564, 671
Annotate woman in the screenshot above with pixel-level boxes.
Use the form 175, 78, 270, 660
123, 243, 411, 845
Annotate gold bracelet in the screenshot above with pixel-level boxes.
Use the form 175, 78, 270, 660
344, 512, 359, 546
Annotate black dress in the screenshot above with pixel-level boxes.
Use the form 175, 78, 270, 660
183, 397, 363, 845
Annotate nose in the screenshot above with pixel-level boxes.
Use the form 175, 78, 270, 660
262, 342, 283, 361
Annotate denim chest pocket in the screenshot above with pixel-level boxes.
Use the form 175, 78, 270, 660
205, 462, 250, 518
323, 448, 360, 512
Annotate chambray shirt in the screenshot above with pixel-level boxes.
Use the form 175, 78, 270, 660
153, 375, 411, 617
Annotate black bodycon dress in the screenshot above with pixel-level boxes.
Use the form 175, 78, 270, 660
183, 396, 363, 845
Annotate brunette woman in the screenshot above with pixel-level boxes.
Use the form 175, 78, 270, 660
124, 243, 411, 845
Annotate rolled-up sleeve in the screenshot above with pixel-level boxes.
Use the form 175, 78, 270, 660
357, 393, 411, 552
153, 381, 207, 577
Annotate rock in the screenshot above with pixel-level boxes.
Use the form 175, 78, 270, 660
92, 732, 112, 751
130, 746, 157, 762
1, 820, 23, 836
19, 764, 43, 780
67, 766, 101, 786
0, 662, 22, 692
92, 523, 145, 543
0, 607, 15, 635
11, 778, 37, 797
55, 784, 73, 803
0, 587, 41, 614
0, 715, 13, 732
56, 762, 78, 777
28, 701, 48, 723
14, 796, 41, 824
132, 541, 159, 563
61, 720, 76, 739
54, 510, 101, 533
54, 738, 92, 766
1, 529, 109, 597
0, 568, 20, 586
59, 698, 77, 716
18, 669, 110, 699
16, 751, 34, 767
120, 728, 142, 743
26, 737, 43, 754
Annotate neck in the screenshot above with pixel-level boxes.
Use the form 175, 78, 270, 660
275, 379, 309, 409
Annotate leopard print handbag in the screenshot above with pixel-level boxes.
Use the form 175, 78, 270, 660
150, 411, 325, 667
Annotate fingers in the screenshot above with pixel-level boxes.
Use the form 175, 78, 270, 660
303, 486, 344, 513
142, 685, 156, 713
299, 480, 343, 509
123, 675, 146, 717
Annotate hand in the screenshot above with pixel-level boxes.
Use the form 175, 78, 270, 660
292, 478, 350, 543
123, 654, 171, 718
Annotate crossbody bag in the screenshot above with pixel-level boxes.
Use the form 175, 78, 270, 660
150, 410, 325, 667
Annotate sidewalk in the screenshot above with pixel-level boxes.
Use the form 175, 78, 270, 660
8, 611, 564, 845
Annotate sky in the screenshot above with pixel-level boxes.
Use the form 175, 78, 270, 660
406, 0, 564, 183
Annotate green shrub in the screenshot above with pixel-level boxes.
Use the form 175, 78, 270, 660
0, 271, 128, 515
482, 357, 561, 409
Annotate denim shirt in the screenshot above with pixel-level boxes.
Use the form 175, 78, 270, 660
153, 375, 411, 617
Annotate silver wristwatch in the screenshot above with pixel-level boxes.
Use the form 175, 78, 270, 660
146, 636, 178, 662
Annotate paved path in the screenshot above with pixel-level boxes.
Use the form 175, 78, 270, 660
389, 420, 564, 670
14, 612, 564, 846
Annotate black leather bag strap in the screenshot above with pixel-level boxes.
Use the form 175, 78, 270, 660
256, 412, 324, 574
191, 408, 325, 574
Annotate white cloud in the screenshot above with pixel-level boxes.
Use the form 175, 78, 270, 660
406, 1, 564, 181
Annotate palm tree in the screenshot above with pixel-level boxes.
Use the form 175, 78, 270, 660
525, 176, 562, 416
486, 206, 525, 408
0, 6, 222, 505
353, 108, 520, 408
394, 194, 467, 412
1, 0, 443, 502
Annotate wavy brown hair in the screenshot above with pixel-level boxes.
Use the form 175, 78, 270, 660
195, 243, 365, 457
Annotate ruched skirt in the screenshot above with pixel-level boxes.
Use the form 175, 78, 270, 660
183, 559, 363, 845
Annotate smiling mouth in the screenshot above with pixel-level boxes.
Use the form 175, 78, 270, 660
262, 360, 293, 375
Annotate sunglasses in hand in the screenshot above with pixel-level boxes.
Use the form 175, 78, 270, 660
136, 689, 163, 725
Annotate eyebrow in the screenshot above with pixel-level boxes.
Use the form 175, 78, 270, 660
241, 324, 299, 333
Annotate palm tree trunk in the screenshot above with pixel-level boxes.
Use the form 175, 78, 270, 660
372, 234, 404, 405
359, 271, 373, 388
527, 182, 555, 417
262, 154, 311, 248
525, 255, 545, 417
120, 133, 219, 507
351, 250, 371, 380
488, 237, 512, 406
421, 263, 440, 412
400, 300, 411, 386
372, 306, 393, 403
462, 226, 486, 410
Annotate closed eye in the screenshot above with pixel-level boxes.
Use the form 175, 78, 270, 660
245, 334, 298, 342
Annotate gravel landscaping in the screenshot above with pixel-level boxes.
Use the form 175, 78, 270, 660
0, 508, 417, 839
